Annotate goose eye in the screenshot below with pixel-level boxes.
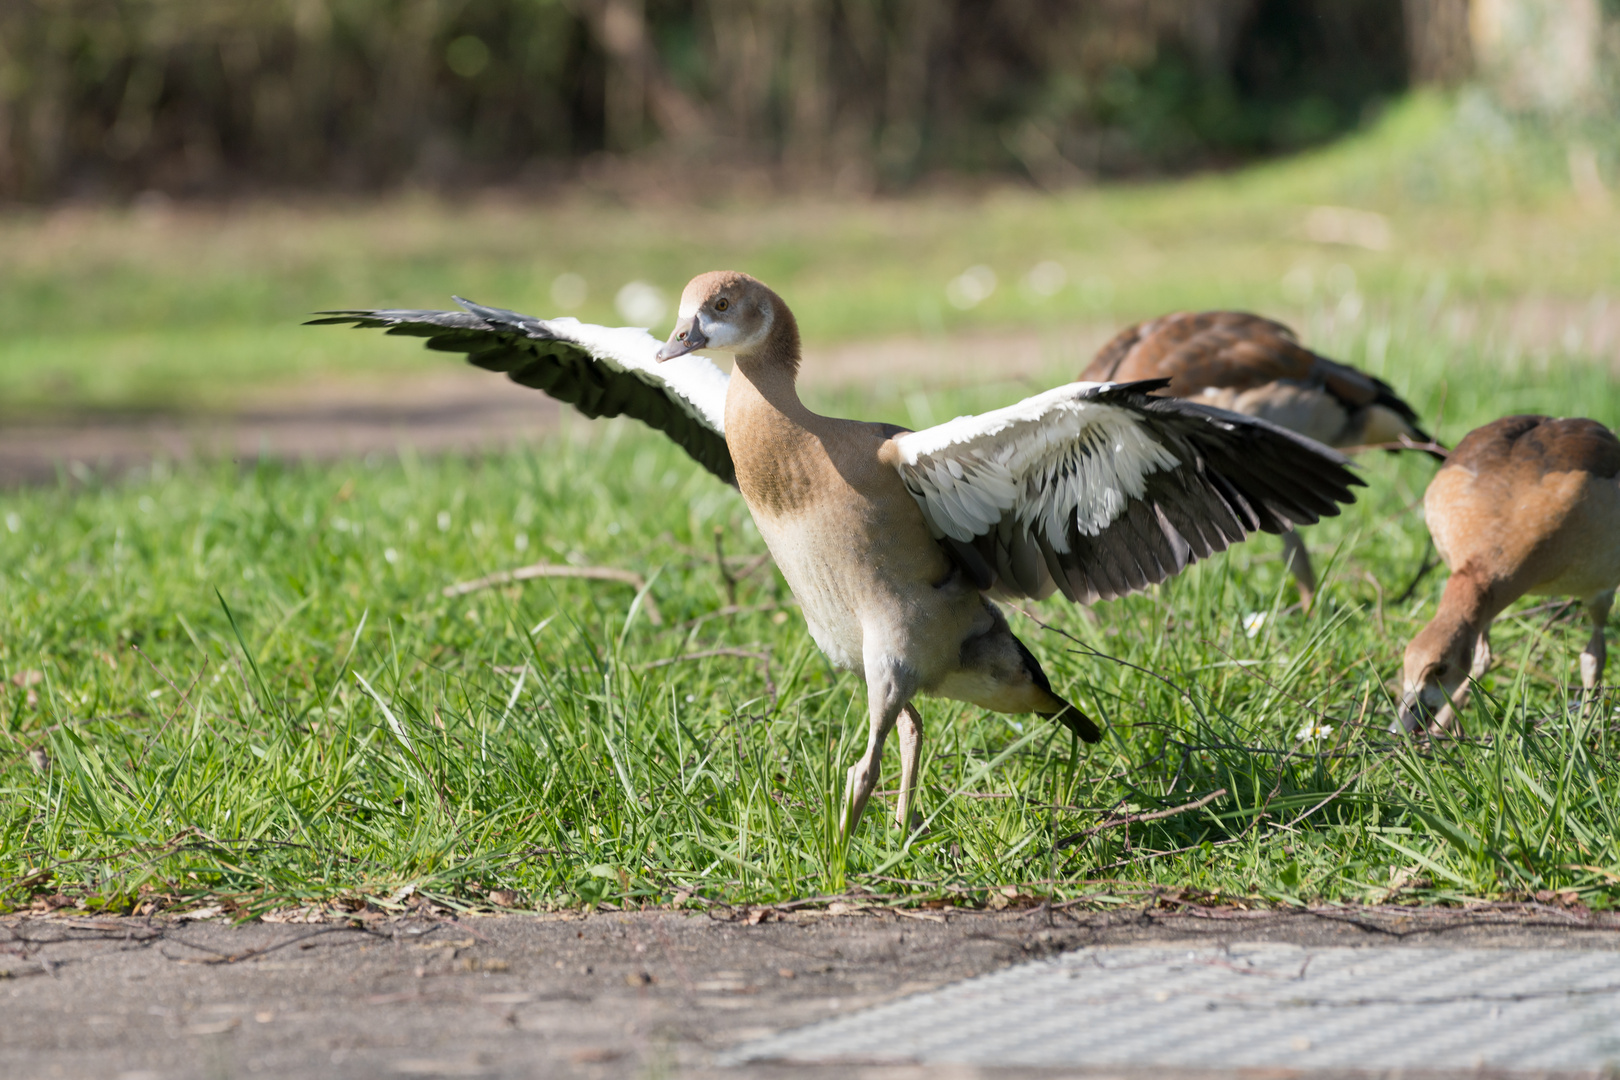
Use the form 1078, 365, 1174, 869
715, 298, 730, 312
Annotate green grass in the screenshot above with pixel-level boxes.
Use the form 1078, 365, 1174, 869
3, 300, 1619, 915
3, 90, 1620, 915
3, 92, 1617, 414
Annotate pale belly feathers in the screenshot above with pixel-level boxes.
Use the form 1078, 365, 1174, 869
724, 371, 991, 685
748, 496, 988, 683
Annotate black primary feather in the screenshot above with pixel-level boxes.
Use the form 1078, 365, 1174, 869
308, 302, 737, 486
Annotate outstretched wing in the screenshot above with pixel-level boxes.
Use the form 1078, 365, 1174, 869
309, 299, 735, 485
890, 380, 1362, 603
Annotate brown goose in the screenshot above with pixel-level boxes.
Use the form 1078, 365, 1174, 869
1081, 311, 1436, 605
1395, 415, 1620, 734
317, 275, 1360, 834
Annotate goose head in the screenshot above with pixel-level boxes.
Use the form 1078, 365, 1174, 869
1395, 621, 1474, 733
656, 272, 786, 362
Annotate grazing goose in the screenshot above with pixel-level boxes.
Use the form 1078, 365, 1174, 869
316, 274, 1360, 834
1395, 415, 1620, 734
1081, 311, 1436, 606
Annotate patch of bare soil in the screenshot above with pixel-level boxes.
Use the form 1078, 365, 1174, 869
0, 373, 562, 488
3, 904, 1617, 1080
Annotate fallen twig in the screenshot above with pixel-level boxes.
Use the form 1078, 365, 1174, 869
1277, 754, 1391, 832
441, 563, 662, 625
677, 601, 787, 631
712, 527, 774, 602
1054, 789, 1227, 851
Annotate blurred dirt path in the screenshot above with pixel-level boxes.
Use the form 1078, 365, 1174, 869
4, 904, 1615, 1080
13, 293, 1620, 488
0, 373, 566, 487
0, 326, 1107, 488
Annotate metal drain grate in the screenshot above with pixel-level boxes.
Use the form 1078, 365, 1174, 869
723, 944, 1620, 1071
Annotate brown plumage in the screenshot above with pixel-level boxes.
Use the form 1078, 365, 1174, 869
658, 274, 1357, 834
1396, 415, 1620, 733
1082, 311, 1437, 604
676, 272, 1097, 831
318, 277, 1362, 837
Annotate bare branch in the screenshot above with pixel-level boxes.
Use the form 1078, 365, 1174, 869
677, 601, 787, 632
1054, 788, 1227, 851
442, 563, 662, 625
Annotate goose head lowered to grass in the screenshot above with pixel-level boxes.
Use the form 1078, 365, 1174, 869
314, 272, 1361, 835
1395, 414, 1620, 735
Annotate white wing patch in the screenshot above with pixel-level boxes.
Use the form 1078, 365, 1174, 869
893, 383, 1182, 553
534, 317, 730, 434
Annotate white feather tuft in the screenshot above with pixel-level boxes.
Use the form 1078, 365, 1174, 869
892, 383, 1181, 552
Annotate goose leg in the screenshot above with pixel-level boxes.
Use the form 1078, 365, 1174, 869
1581, 590, 1614, 692
842, 658, 914, 837
1280, 530, 1317, 609
894, 704, 924, 832
1470, 629, 1492, 680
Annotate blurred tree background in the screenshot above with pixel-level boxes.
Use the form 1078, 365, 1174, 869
0, 0, 1613, 201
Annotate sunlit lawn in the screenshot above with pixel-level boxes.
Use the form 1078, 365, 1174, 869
2, 93, 1616, 414
2, 92, 1620, 916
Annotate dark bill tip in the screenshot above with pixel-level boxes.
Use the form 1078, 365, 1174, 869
1391, 691, 1426, 735
656, 317, 707, 362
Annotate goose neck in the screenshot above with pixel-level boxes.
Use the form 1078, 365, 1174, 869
1420, 568, 1498, 656
730, 303, 808, 419
1438, 567, 1500, 627
733, 354, 807, 414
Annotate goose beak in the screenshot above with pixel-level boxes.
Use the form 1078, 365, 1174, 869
1392, 690, 1426, 735
656, 317, 707, 362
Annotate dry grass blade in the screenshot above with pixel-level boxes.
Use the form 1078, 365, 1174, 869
8, 107, 1620, 911
441, 562, 662, 625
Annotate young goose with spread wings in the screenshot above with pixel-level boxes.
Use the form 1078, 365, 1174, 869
315, 273, 1360, 835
